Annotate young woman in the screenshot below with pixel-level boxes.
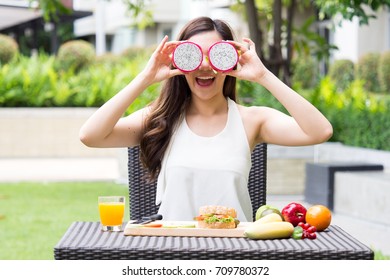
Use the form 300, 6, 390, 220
79, 17, 333, 222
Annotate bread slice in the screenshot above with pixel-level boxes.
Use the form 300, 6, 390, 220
198, 205, 237, 218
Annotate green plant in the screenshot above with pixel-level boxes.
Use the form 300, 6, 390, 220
328, 59, 355, 91
0, 51, 158, 108
291, 55, 318, 89
0, 34, 19, 65
121, 45, 153, 61
309, 77, 389, 151
95, 52, 122, 67
56, 40, 95, 72
237, 80, 286, 113
378, 51, 390, 93
356, 52, 381, 92
0, 53, 57, 106
2, 51, 390, 151
375, 250, 390, 260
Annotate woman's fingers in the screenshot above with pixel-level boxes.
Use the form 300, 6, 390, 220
242, 38, 255, 50
155, 36, 181, 57
161, 40, 181, 56
227, 38, 255, 54
226, 40, 246, 52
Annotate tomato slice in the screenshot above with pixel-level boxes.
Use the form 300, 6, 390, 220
142, 223, 163, 228
194, 215, 205, 221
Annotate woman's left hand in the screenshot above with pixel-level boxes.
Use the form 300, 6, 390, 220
227, 38, 268, 84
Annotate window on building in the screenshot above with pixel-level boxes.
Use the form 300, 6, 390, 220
388, 7, 390, 48
162, 28, 172, 40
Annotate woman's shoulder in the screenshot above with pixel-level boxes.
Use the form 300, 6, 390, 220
233, 103, 270, 148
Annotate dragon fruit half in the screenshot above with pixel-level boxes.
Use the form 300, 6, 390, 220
208, 42, 238, 72
172, 42, 203, 72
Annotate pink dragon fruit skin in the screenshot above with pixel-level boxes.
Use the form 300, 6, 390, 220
172, 42, 203, 73
208, 41, 238, 72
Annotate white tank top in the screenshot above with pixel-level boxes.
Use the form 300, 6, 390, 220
156, 98, 253, 222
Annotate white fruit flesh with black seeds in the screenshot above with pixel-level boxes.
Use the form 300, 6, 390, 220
209, 42, 238, 72
173, 42, 203, 72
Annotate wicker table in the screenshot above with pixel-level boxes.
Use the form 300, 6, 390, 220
54, 221, 373, 260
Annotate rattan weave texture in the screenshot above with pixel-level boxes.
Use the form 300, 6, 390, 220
54, 222, 373, 260
54, 143, 374, 260
128, 143, 267, 221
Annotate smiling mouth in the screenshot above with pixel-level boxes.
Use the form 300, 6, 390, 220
196, 76, 215, 87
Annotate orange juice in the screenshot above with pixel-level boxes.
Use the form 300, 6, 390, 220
98, 202, 125, 226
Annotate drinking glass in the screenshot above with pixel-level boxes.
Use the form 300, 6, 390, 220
98, 196, 125, 231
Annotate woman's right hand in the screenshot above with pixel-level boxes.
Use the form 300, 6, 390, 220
140, 36, 183, 84
79, 36, 183, 149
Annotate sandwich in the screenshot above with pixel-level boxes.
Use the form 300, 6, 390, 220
195, 205, 239, 229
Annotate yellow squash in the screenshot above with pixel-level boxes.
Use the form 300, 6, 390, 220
244, 221, 294, 240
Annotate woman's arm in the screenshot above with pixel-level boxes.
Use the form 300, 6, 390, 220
79, 74, 150, 148
79, 36, 182, 148
256, 71, 333, 145
230, 38, 333, 146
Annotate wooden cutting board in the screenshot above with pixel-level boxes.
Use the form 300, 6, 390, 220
124, 221, 252, 237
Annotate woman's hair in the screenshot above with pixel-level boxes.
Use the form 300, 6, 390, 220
140, 17, 237, 179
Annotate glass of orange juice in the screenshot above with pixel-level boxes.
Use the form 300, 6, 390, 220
98, 196, 125, 231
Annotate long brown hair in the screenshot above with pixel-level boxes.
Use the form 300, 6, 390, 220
140, 17, 237, 179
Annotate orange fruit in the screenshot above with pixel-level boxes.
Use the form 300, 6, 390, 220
305, 205, 332, 231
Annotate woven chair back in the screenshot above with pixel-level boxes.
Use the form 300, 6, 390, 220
128, 143, 267, 221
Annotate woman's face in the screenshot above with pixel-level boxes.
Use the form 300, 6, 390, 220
184, 30, 226, 101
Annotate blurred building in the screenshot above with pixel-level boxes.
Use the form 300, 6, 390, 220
331, 8, 390, 62
72, 0, 247, 55
71, 0, 390, 64
0, 0, 91, 54
0, 0, 389, 62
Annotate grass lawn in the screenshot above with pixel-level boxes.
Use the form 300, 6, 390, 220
0, 181, 129, 260
0, 181, 389, 260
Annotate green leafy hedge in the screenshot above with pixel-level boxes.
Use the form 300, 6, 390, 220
379, 51, 390, 93
328, 52, 390, 94
1, 51, 389, 151
0, 34, 19, 65
356, 53, 381, 93
328, 59, 355, 91
0, 52, 158, 115
306, 77, 389, 150
291, 55, 318, 89
56, 40, 95, 72
238, 77, 390, 151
